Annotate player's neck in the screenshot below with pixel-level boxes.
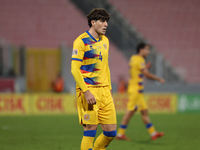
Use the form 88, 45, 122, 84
88, 28, 100, 39
138, 53, 144, 58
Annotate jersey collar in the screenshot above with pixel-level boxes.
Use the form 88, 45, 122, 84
86, 30, 101, 42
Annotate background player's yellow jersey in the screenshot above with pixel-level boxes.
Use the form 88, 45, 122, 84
128, 55, 146, 93
71, 31, 111, 90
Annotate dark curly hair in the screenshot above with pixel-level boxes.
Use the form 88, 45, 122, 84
87, 8, 110, 27
136, 42, 150, 54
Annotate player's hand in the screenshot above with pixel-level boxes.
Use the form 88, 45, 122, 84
84, 90, 96, 105
146, 62, 151, 70
158, 78, 165, 84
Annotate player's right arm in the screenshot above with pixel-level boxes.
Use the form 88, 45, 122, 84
71, 38, 96, 104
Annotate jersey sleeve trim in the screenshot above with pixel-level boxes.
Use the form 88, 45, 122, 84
71, 58, 83, 62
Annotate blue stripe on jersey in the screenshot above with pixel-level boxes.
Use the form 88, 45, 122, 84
139, 74, 143, 78
82, 37, 95, 45
71, 58, 82, 62
84, 77, 99, 85
80, 64, 96, 72
139, 90, 144, 93
84, 77, 95, 85
86, 30, 101, 42
84, 50, 98, 59
138, 82, 143, 85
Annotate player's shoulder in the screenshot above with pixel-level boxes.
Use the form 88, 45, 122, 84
101, 35, 109, 42
139, 56, 145, 62
130, 55, 137, 60
130, 55, 145, 64
132, 55, 144, 61
74, 32, 88, 43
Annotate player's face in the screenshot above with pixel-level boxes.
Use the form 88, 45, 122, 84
93, 20, 108, 35
143, 45, 150, 58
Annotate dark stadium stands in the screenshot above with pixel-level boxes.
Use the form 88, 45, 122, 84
0, 0, 129, 83
108, 0, 200, 83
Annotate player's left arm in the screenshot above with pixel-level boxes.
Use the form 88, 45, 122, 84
108, 70, 113, 98
108, 67, 114, 101
142, 69, 165, 84
107, 65, 112, 90
107, 39, 112, 90
146, 62, 151, 70
106, 39, 113, 100
139, 59, 165, 84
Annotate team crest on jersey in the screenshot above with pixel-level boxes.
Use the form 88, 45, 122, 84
103, 43, 107, 49
84, 114, 90, 121
72, 49, 78, 56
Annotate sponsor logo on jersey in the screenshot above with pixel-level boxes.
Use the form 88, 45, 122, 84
103, 43, 107, 49
90, 45, 93, 50
72, 49, 78, 55
96, 46, 102, 49
84, 114, 90, 121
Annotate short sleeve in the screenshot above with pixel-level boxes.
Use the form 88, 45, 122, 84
71, 38, 85, 62
138, 58, 146, 71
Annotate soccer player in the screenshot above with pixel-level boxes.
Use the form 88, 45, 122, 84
71, 8, 117, 150
116, 43, 165, 141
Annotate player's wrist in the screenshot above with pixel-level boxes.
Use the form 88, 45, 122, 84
156, 77, 160, 80
158, 78, 163, 82
83, 89, 90, 94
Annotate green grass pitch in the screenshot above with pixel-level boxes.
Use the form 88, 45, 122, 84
0, 114, 199, 150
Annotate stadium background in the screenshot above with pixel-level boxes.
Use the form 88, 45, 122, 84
0, 0, 200, 149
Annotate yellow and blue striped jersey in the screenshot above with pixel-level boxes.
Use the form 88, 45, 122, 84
127, 55, 146, 93
71, 31, 111, 90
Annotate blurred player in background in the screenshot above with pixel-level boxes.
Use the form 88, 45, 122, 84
117, 75, 127, 93
116, 43, 165, 141
71, 8, 116, 150
52, 73, 64, 93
